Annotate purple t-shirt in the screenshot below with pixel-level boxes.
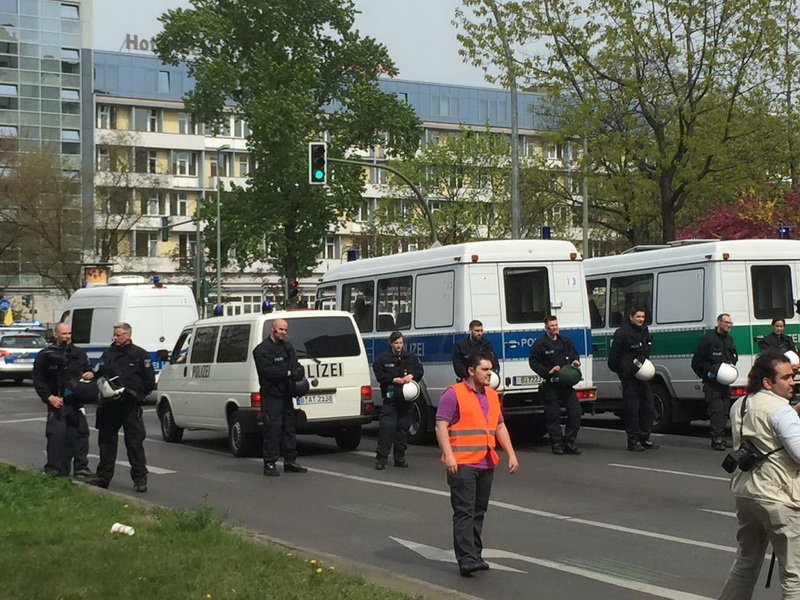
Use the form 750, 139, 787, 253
436, 384, 504, 469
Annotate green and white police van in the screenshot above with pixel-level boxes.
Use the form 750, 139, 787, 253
584, 239, 800, 431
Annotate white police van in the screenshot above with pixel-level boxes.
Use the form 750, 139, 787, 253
317, 240, 597, 442
156, 310, 374, 457
59, 275, 198, 372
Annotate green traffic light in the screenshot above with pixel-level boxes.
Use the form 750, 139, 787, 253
314, 169, 324, 180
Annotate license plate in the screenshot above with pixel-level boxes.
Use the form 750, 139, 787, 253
295, 394, 334, 406
512, 375, 542, 386
12, 357, 33, 364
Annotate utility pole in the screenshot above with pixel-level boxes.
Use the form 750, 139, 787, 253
215, 144, 231, 309
581, 136, 589, 257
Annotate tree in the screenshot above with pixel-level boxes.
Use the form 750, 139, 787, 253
0, 142, 82, 295
456, 0, 794, 245
154, 0, 421, 294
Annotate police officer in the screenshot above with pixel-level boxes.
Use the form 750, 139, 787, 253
758, 317, 798, 355
608, 305, 659, 452
692, 313, 738, 451
529, 316, 582, 455
253, 318, 308, 477
452, 320, 499, 381
374, 331, 424, 470
32, 322, 95, 477
90, 323, 155, 492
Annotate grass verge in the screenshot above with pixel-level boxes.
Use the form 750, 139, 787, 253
0, 463, 422, 600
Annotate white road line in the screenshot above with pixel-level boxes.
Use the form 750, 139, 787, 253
282, 463, 738, 554
0, 416, 46, 424
85, 453, 175, 475
699, 509, 737, 518
609, 463, 730, 482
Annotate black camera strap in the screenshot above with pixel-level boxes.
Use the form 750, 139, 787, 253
739, 395, 784, 459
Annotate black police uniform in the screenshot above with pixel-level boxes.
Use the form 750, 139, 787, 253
692, 330, 738, 446
608, 320, 656, 448
94, 342, 155, 488
452, 336, 499, 381
373, 349, 424, 464
253, 336, 304, 468
32, 342, 95, 477
528, 333, 581, 451
758, 332, 797, 355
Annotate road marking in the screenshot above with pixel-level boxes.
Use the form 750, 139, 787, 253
0, 416, 46, 424
699, 509, 737, 518
393, 537, 713, 599
609, 463, 730, 482
299, 465, 737, 553
86, 453, 175, 475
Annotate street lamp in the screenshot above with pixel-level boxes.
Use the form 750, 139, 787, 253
215, 144, 231, 311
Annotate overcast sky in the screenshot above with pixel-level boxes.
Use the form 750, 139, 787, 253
92, 0, 495, 89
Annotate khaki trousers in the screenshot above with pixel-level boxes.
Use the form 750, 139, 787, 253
720, 496, 800, 599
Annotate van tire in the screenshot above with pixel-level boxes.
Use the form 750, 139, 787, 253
651, 382, 674, 433
229, 412, 259, 457
334, 426, 361, 451
408, 398, 431, 445
159, 402, 183, 443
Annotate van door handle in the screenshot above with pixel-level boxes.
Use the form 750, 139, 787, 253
505, 341, 519, 348
183, 367, 187, 377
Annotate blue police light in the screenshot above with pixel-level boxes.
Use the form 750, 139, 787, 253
778, 226, 790, 239
213, 304, 224, 316
81, 280, 87, 288
152, 274, 160, 285
541, 226, 552, 240
262, 300, 273, 314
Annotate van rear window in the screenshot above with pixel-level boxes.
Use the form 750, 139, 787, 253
263, 317, 360, 358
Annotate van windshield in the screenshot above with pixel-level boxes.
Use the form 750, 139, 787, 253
262, 316, 361, 358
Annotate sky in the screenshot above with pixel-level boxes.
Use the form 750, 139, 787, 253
92, 0, 496, 89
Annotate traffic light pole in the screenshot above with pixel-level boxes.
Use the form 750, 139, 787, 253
327, 157, 441, 247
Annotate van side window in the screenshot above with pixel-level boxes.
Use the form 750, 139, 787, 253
190, 326, 219, 364
504, 267, 550, 324
71, 309, 93, 344
586, 279, 606, 328
343, 281, 375, 333
60, 311, 70, 324
415, 271, 454, 328
609, 274, 653, 326
657, 269, 704, 324
752, 265, 793, 320
217, 324, 251, 363
377, 276, 412, 330
315, 285, 337, 311
171, 330, 192, 364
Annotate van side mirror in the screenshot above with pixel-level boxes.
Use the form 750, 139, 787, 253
155, 349, 169, 362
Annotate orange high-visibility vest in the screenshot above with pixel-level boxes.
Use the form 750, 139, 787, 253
446, 381, 501, 466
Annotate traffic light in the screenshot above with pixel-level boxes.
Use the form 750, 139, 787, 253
308, 142, 327, 185
778, 225, 790, 239
160, 216, 169, 242
21, 294, 31, 307
289, 280, 300, 298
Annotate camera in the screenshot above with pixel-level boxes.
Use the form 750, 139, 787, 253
722, 440, 766, 474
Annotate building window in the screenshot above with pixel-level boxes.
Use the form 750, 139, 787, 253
96, 147, 109, 171
0, 84, 17, 96
177, 193, 188, 216
147, 194, 160, 216
135, 232, 158, 257
61, 89, 78, 101
61, 3, 79, 19
96, 105, 116, 129
147, 109, 161, 133
324, 235, 336, 260
61, 48, 79, 74
178, 112, 192, 135
234, 117, 247, 138
157, 71, 170, 94
173, 151, 197, 176
0, 125, 18, 137
238, 154, 249, 177
147, 150, 157, 174
61, 129, 79, 154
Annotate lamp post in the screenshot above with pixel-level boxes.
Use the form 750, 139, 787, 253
215, 144, 230, 310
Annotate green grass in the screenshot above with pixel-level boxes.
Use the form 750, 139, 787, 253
0, 464, 422, 600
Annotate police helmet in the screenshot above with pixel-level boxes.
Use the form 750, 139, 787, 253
557, 364, 582, 387
291, 377, 310, 397
402, 380, 420, 402
716, 363, 739, 386
489, 371, 501, 390
634, 359, 656, 381
785, 350, 800, 366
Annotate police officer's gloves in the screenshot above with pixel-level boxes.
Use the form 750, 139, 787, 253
291, 365, 306, 381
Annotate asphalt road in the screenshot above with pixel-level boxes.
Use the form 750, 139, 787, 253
0, 381, 778, 600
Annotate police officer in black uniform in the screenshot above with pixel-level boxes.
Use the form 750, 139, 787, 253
91, 322, 155, 492
374, 331, 424, 470
32, 322, 96, 477
691, 313, 738, 450
758, 317, 798, 355
529, 316, 582, 455
253, 318, 308, 477
608, 305, 659, 452
452, 320, 499, 381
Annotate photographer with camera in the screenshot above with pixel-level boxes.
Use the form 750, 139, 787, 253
253, 318, 308, 477
719, 352, 800, 599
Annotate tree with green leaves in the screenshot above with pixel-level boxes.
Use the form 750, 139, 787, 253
456, 0, 795, 245
154, 0, 421, 300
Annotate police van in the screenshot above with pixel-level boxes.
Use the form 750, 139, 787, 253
59, 275, 198, 371
155, 310, 374, 457
317, 240, 597, 442
584, 239, 800, 431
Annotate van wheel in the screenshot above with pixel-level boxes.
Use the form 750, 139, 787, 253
408, 399, 431, 445
229, 412, 259, 457
651, 382, 674, 433
159, 402, 183, 443
334, 426, 361, 451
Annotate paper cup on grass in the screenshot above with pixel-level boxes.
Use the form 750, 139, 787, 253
111, 522, 135, 536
